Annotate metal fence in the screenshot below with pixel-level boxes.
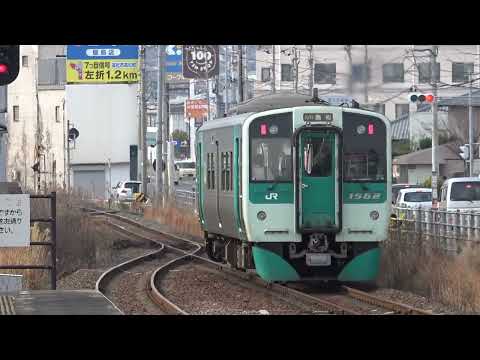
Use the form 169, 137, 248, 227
391, 206, 480, 254
173, 190, 196, 209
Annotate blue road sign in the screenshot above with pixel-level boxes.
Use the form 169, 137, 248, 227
166, 45, 182, 74
67, 45, 139, 60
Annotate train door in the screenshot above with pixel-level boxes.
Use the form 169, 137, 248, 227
298, 128, 340, 233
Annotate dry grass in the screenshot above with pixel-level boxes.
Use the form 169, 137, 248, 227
143, 201, 203, 239
379, 227, 480, 313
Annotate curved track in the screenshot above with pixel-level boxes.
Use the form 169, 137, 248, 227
85, 207, 434, 315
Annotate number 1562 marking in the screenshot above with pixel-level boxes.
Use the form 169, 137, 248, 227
348, 192, 381, 200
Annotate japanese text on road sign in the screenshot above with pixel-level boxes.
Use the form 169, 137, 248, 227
0, 195, 30, 247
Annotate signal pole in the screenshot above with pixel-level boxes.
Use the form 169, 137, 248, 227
156, 45, 165, 207
204, 45, 211, 121
469, 72, 474, 176
363, 45, 369, 104
431, 45, 439, 207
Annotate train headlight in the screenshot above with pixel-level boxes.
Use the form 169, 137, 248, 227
370, 211, 380, 220
257, 211, 267, 221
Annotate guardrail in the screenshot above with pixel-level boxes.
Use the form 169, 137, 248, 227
391, 206, 480, 254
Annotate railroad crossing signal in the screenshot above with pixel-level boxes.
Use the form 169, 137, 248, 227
0, 45, 20, 86
460, 144, 470, 160
409, 92, 435, 103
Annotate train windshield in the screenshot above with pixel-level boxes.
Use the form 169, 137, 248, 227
249, 112, 293, 182
343, 112, 386, 182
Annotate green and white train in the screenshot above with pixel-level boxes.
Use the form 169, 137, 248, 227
195, 94, 391, 282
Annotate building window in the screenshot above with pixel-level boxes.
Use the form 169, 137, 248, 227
261, 67, 271, 82
408, 164, 416, 170
13, 105, 19, 122
22, 56, 28, 67
418, 62, 440, 83
352, 64, 370, 82
395, 104, 409, 120
281, 64, 293, 81
383, 63, 404, 83
314, 63, 336, 84
372, 103, 385, 115
452, 62, 474, 83
55, 105, 61, 123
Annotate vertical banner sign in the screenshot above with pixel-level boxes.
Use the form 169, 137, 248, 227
130, 145, 138, 181
0, 194, 30, 247
182, 45, 219, 79
66, 45, 139, 84
166, 45, 184, 82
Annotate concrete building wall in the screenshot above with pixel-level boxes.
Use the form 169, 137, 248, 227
68, 84, 139, 165
6, 45, 39, 191
254, 45, 480, 121
407, 166, 432, 185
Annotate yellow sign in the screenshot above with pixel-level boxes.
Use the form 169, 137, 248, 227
67, 59, 139, 84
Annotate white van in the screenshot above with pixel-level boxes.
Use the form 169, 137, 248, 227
175, 160, 196, 179
439, 177, 480, 211
396, 188, 432, 209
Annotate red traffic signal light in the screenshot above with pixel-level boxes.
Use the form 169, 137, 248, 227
408, 92, 435, 103
0, 45, 20, 86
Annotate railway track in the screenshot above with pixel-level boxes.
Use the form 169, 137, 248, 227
85, 207, 434, 315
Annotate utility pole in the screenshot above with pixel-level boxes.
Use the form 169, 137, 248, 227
140, 45, 148, 198
345, 45, 353, 95
156, 45, 165, 207
163, 83, 169, 201
308, 45, 314, 95
67, 120, 71, 193
239, 45, 244, 102
204, 45, 211, 121
224, 45, 229, 115
216, 74, 222, 117
469, 72, 474, 176
293, 47, 299, 94
363, 45, 369, 104
272, 45, 276, 93
431, 45, 439, 207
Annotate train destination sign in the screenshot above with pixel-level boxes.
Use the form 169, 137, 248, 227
303, 113, 333, 122
0, 194, 30, 247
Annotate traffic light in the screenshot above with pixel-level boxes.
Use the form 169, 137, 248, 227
408, 92, 435, 104
0, 45, 20, 86
460, 144, 470, 160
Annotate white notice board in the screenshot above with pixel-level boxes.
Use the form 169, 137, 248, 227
0, 194, 30, 247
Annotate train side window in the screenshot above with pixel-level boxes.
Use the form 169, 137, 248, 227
228, 151, 233, 191
212, 153, 215, 190
221, 152, 226, 191
207, 153, 211, 190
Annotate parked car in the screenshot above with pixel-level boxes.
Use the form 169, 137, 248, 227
175, 160, 196, 180
396, 188, 432, 209
113, 180, 142, 202
439, 177, 480, 211
392, 183, 422, 205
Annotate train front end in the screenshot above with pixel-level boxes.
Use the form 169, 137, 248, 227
243, 106, 391, 282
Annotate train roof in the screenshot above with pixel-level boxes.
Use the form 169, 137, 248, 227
197, 93, 389, 132
232, 93, 321, 114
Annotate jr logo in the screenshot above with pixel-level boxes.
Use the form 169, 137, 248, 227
265, 192, 279, 200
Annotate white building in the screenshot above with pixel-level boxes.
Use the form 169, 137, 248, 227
254, 45, 480, 125
6, 45, 66, 192
68, 83, 139, 199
